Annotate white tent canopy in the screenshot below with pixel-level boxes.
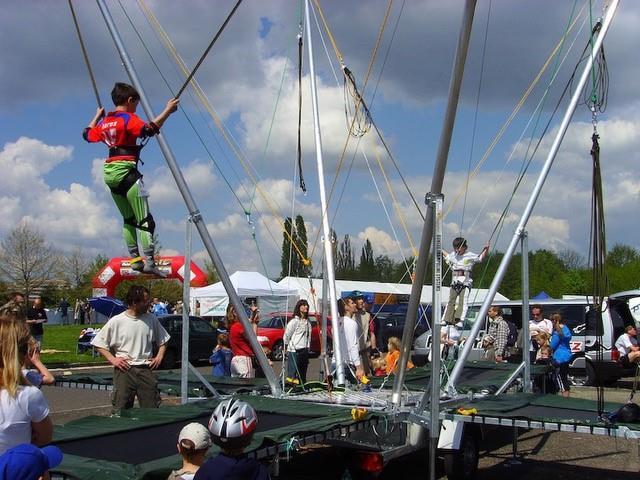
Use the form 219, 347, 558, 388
278, 276, 509, 313
190, 271, 299, 317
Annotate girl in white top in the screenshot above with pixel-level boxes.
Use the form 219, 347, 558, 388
0, 316, 52, 454
283, 300, 312, 383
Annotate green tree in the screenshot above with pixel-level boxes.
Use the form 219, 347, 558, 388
561, 269, 589, 294
294, 215, 310, 277
607, 244, 639, 268
72, 254, 110, 300
330, 228, 338, 276
394, 256, 415, 284
375, 255, 396, 282
558, 249, 586, 270
280, 217, 296, 279
358, 239, 376, 280
336, 234, 356, 279
204, 259, 220, 284
529, 249, 567, 298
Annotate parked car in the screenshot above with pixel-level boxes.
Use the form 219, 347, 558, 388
256, 312, 332, 361
413, 291, 640, 385
372, 307, 431, 352
157, 315, 221, 369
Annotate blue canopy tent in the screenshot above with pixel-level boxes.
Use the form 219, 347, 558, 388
532, 291, 551, 300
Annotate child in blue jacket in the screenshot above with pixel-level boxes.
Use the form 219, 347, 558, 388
209, 333, 232, 377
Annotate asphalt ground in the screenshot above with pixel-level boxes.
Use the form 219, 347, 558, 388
45, 359, 640, 479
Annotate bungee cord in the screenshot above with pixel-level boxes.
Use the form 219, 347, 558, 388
307, 0, 423, 264
174, 0, 244, 99
296, 17, 307, 193
442, 2, 587, 222
362, 149, 414, 273
68, 0, 102, 108
460, 0, 492, 237
135, 0, 312, 268
584, 4, 609, 418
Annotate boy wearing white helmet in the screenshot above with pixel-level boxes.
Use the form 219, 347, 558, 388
167, 422, 212, 480
194, 398, 269, 480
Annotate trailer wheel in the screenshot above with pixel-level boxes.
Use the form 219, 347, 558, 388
442, 428, 479, 480
272, 341, 284, 361
571, 361, 596, 386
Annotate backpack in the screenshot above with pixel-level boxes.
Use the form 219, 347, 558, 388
505, 320, 518, 348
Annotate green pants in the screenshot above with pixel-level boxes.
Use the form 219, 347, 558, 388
103, 161, 154, 256
112, 366, 160, 411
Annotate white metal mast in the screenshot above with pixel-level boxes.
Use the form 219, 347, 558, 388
304, 0, 346, 385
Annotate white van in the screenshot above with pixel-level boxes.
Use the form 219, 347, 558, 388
413, 290, 640, 385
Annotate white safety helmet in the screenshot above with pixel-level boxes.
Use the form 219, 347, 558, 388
208, 398, 258, 449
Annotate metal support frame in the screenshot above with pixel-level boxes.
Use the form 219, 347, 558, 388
392, 0, 477, 407
446, 0, 620, 393
180, 216, 192, 404
427, 193, 444, 480
319, 260, 329, 381
187, 362, 220, 400
304, 0, 345, 385
521, 230, 532, 392
96, 0, 281, 397
495, 362, 525, 396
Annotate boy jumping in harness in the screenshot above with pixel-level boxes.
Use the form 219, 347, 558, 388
83, 83, 179, 276
443, 237, 489, 325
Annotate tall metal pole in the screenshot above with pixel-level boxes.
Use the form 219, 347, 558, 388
181, 217, 192, 404
96, 0, 281, 397
304, 0, 345, 384
521, 231, 531, 392
446, 0, 619, 393
319, 258, 328, 380
392, 0, 477, 406
428, 194, 443, 480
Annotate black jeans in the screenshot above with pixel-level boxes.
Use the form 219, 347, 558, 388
287, 348, 309, 383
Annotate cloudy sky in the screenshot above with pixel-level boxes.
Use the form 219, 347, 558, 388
1, 0, 638, 282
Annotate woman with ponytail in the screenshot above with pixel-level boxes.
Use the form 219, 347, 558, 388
0, 315, 53, 453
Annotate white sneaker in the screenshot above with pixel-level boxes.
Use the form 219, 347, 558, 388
143, 261, 167, 277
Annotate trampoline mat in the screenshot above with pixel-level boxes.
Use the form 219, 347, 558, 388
56, 411, 309, 464
500, 404, 608, 423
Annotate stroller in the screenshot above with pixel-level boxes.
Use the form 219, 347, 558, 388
77, 328, 100, 356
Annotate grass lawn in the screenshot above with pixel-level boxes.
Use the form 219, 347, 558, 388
40, 324, 108, 367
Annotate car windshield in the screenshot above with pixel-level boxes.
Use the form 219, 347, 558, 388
257, 318, 273, 327
258, 316, 287, 328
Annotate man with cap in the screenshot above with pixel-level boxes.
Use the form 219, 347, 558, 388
0, 443, 63, 480
168, 422, 212, 480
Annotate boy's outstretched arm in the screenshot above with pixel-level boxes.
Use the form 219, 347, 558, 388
88, 107, 105, 128
151, 98, 180, 129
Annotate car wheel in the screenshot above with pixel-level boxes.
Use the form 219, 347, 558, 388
442, 427, 479, 480
161, 349, 177, 370
272, 341, 284, 361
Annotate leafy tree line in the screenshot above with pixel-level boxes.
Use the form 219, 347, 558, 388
1, 220, 638, 308
0, 222, 220, 308
280, 216, 640, 298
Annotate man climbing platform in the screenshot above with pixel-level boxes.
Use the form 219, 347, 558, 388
83, 82, 179, 277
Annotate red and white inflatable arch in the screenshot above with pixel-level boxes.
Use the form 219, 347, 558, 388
92, 256, 208, 297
